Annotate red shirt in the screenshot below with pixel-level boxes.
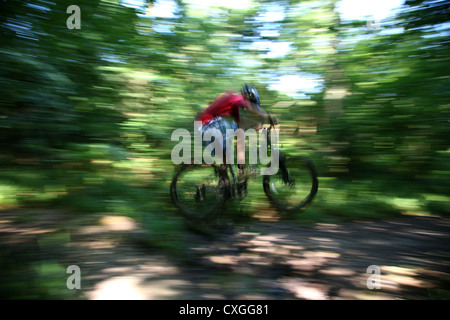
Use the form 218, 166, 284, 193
197, 91, 249, 124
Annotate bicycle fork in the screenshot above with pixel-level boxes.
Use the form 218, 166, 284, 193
278, 153, 296, 186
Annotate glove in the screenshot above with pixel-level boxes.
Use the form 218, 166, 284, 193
268, 115, 278, 126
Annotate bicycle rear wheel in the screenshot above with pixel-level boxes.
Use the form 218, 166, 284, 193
170, 164, 226, 220
263, 156, 318, 213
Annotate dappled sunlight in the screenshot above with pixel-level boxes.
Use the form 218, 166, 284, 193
280, 279, 330, 300
88, 276, 147, 300
1, 0, 449, 300
99, 216, 139, 232
88, 277, 191, 300
0, 208, 449, 299
186, 216, 450, 300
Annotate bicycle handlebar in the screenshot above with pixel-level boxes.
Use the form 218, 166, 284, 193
266, 111, 278, 127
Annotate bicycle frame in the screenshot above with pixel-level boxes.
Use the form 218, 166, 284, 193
213, 122, 285, 200
170, 119, 318, 218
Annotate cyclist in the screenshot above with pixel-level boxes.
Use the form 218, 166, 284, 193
196, 83, 275, 196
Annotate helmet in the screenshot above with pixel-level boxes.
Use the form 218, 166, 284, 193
241, 83, 260, 107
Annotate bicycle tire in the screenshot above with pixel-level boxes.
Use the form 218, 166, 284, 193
170, 164, 226, 220
263, 156, 318, 213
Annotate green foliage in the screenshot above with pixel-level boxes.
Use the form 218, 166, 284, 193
1, 0, 450, 300
0, 0, 449, 247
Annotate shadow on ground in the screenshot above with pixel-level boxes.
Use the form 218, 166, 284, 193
1, 209, 449, 300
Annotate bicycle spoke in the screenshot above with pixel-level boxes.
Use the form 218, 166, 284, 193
263, 156, 318, 213
171, 165, 225, 220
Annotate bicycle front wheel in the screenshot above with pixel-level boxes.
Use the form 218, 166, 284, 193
263, 156, 318, 213
170, 164, 225, 220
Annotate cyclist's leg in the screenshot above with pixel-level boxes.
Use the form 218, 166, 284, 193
219, 119, 247, 197
203, 118, 231, 195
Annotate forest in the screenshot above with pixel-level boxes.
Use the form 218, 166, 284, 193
0, 0, 449, 300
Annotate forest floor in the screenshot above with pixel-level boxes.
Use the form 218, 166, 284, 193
1, 208, 450, 300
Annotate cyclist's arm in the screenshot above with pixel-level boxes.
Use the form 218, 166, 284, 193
246, 102, 267, 120
245, 102, 277, 126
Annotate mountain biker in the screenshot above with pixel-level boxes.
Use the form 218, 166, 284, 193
196, 84, 276, 196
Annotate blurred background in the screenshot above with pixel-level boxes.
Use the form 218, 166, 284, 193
0, 0, 449, 299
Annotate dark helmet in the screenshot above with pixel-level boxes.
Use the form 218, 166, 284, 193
241, 83, 260, 107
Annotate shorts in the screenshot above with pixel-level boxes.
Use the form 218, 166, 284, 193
200, 116, 238, 156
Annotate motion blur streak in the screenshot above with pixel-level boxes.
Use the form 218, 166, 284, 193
0, 0, 449, 299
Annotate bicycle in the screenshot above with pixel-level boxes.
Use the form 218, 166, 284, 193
170, 120, 318, 221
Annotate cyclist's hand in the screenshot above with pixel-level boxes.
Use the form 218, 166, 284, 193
268, 115, 278, 126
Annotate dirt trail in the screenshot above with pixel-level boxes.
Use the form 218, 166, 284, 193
1, 210, 449, 300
